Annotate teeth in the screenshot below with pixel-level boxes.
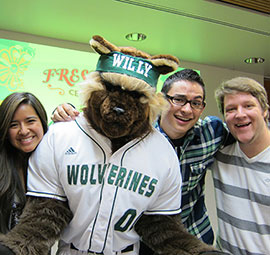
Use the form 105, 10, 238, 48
175, 116, 190, 121
236, 123, 249, 127
21, 137, 33, 142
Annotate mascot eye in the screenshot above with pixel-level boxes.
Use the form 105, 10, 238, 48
102, 79, 144, 100
103, 81, 115, 92
129, 90, 142, 99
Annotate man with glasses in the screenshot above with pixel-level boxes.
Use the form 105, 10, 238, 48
155, 69, 229, 246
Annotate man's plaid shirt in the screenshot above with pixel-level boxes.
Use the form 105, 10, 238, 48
155, 116, 228, 244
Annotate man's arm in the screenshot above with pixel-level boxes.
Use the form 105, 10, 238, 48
51, 103, 79, 122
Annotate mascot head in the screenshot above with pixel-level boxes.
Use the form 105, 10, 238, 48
80, 35, 179, 152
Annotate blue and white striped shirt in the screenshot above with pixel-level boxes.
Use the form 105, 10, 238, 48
212, 143, 270, 255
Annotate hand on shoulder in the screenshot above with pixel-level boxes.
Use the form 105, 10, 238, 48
51, 103, 79, 123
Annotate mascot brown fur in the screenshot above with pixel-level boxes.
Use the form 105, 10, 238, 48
0, 35, 227, 255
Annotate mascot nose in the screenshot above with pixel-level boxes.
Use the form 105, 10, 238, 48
113, 106, 125, 115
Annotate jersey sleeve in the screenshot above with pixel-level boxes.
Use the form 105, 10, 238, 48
144, 150, 182, 215
26, 126, 67, 201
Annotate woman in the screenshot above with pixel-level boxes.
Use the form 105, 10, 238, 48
0, 92, 48, 234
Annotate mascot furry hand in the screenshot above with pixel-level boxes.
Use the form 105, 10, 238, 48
0, 35, 228, 255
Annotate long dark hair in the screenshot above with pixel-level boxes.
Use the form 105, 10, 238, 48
0, 92, 48, 233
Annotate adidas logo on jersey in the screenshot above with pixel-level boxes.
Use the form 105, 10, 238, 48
65, 147, 77, 155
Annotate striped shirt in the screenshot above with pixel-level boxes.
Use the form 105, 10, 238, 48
212, 143, 270, 255
156, 116, 228, 244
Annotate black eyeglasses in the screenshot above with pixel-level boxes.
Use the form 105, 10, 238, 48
166, 95, 205, 109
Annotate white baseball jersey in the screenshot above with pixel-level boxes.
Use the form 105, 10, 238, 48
27, 113, 182, 255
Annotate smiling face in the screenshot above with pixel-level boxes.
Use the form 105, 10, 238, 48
160, 80, 205, 139
8, 103, 44, 153
224, 91, 269, 147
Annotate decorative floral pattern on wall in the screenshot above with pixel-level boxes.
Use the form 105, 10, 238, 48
0, 45, 35, 91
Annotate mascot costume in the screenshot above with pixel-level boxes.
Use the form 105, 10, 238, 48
0, 35, 228, 255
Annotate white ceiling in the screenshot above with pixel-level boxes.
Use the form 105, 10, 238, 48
0, 0, 269, 78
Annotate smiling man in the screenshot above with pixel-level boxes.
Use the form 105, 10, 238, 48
155, 69, 229, 245
212, 77, 270, 254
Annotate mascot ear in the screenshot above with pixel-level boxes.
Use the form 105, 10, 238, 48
90, 35, 120, 54
150, 54, 180, 74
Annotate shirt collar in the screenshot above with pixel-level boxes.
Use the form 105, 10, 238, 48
156, 118, 203, 146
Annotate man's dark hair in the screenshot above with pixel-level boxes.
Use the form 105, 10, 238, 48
161, 69, 206, 101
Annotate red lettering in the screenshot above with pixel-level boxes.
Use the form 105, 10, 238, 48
43, 69, 58, 83
81, 70, 90, 80
43, 68, 94, 86
58, 69, 74, 87
70, 69, 80, 83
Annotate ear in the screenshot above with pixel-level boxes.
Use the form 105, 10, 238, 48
150, 54, 180, 74
263, 109, 268, 121
90, 35, 119, 55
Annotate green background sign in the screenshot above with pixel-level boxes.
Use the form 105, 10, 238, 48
0, 38, 99, 116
